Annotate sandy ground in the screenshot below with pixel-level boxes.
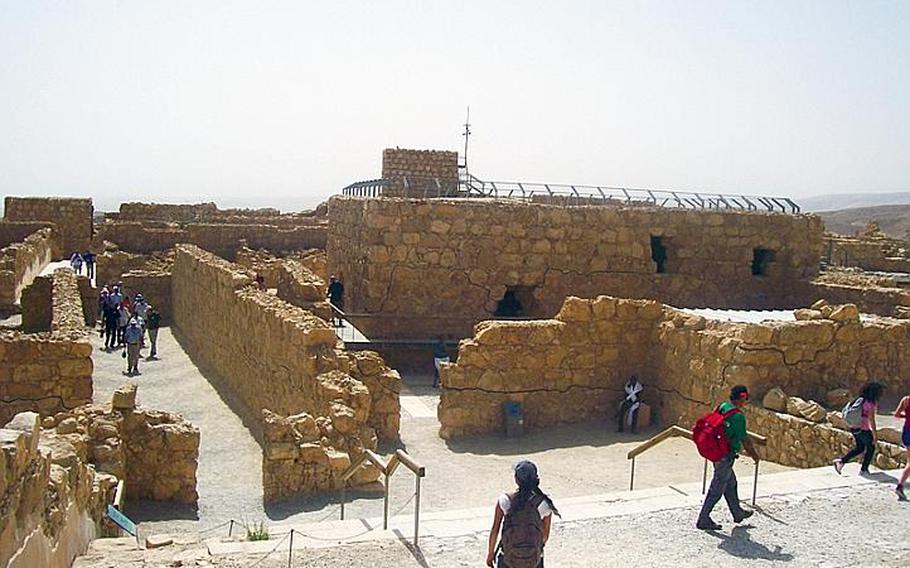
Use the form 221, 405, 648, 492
75, 480, 910, 567
89, 326, 792, 538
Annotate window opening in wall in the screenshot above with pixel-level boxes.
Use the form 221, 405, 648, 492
650, 236, 668, 274
494, 286, 537, 318
752, 248, 776, 276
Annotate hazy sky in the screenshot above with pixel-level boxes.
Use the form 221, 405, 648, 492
1, 1, 908, 212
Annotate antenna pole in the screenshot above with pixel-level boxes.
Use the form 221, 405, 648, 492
462, 106, 471, 177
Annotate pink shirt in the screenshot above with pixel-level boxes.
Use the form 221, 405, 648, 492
861, 401, 876, 431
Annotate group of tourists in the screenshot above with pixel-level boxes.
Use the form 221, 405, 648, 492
69, 251, 96, 279
97, 283, 161, 376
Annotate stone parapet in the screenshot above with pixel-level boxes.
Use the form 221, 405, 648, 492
0, 227, 59, 311
1, 269, 93, 423
3, 197, 93, 255
171, 245, 399, 501
327, 196, 823, 339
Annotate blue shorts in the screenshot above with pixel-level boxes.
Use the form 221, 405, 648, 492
903, 426, 910, 448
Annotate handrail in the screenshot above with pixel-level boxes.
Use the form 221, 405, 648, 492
339, 448, 426, 546
626, 424, 767, 506
112, 479, 126, 511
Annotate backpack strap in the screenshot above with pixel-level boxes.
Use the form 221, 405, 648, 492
716, 406, 741, 419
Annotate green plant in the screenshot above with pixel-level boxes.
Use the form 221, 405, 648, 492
246, 521, 270, 541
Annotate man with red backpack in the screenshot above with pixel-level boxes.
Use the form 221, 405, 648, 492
695, 385, 760, 531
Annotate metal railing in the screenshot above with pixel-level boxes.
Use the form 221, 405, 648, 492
339, 448, 426, 546
626, 425, 767, 505
341, 172, 800, 213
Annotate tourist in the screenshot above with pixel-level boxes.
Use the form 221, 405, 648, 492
145, 305, 161, 359
617, 375, 643, 433
432, 337, 449, 388
83, 250, 96, 280
486, 460, 559, 568
97, 286, 109, 336
696, 385, 758, 531
108, 286, 122, 310
893, 394, 910, 500
833, 382, 884, 476
123, 318, 143, 375
133, 293, 149, 345
69, 252, 83, 275
327, 275, 345, 326
102, 301, 119, 351
117, 301, 130, 347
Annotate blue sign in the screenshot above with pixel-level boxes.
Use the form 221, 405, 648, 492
106, 505, 137, 537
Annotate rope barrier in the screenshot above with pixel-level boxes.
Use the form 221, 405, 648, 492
245, 530, 291, 567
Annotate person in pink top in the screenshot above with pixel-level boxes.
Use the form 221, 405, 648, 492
833, 382, 883, 476
893, 394, 910, 500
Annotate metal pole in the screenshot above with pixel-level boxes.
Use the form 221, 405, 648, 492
414, 476, 421, 546
288, 529, 294, 568
228, 519, 234, 537
702, 460, 708, 494
383, 472, 390, 530
629, 457, 635, 491
752, 459, 759, 506
340, 487, 345, 520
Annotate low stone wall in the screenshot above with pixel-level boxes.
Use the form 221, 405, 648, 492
276, 259, 331, 321
117, 202, 321, 226
41, 384, 199, 504
95, 221, 327, 258
171, 245, 400, 501
1, 412, 117, 568
825, 234, 910, 272
3, 197, 93, 255
439, 297, 664, 438
1, 269, 93, 424
0, 227, 59, 312
810, 281, 910, 318
0, 221, 56, 248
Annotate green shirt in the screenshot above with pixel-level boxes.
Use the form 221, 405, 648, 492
719, 401, 747, 454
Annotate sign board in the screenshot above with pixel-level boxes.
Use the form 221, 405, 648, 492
106, 505, 137, 537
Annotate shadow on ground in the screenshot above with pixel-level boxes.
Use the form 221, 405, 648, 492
711, 525, 794, 562
124, 500, 199, 523
443, 420, 654, 456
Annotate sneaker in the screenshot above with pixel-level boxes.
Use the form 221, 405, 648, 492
832, 459, 844, 475
896, 485, 907, 501
733, 510, 754, 523
696, 519, 722, 531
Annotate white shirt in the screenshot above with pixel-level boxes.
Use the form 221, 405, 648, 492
497, 493, 554, 520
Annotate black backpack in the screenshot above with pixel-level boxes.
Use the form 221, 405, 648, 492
501, 492, 545, 568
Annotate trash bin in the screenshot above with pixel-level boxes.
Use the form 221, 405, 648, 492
503, 401, 524, 437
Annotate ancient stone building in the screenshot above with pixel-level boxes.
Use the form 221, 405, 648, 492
4, 197, 93, 254
381, 148, 459, 197
328, 196, 823, 339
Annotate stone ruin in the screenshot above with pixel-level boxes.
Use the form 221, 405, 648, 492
3, 147, 910, 564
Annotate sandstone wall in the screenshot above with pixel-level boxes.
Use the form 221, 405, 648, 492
825, 234, 910, 272
381, 148, 459, 197
438, 297, 664, 438
121, 271, 172, 325
810, 281, 910, 318
328, 196, 823, 339
171, 245, 400, 501
0, 221, 56, 248
117, 202, 321, 226
95, 221, 327, 258
0, 228, 59, 312
1, 412, 117, 568
1, 269, 93, 424
4, 197, 93, 255
276, 259, 331, 321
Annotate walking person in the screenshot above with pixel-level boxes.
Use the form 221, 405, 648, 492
894, 393, 910, 500
145, 305, 161, 359
97, 286, 109, 337
102, 302, 119, 351
69, 252, 83, 275
123, 318, 143, 375
327, 275, 344, 327
486, 460, 560, 568
83, 250, 96, 281
833, 382, 883, 476
117, 301, 130, 347
695, 385, 759, 531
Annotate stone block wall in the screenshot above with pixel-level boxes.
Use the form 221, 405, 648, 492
0, 228, 59, 312
824, 234, 910, 272
171, 245, 400, 501
438, 296, 664, 438
41, 385, 199, 504
95, 221, 327, 258
4, 197, 93, 255
810, 281, 910, 318
117, 202, 321, 226
327, 196, 823, 339
0, 221, 56, 249
1, 269, 93, 424
1, 412, 117, 568
276, 259, 331, 321
381, 149, 459, 197
121, 271, 172, 325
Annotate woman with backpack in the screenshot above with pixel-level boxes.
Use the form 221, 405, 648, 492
833, 381, 883, 476
486, 460, 560, 568
893, 393, 910, 500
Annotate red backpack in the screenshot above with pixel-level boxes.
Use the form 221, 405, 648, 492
693, 406, 740, 462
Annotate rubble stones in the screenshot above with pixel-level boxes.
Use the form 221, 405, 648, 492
112, 383, 138, 411
762, 387, 789, 412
